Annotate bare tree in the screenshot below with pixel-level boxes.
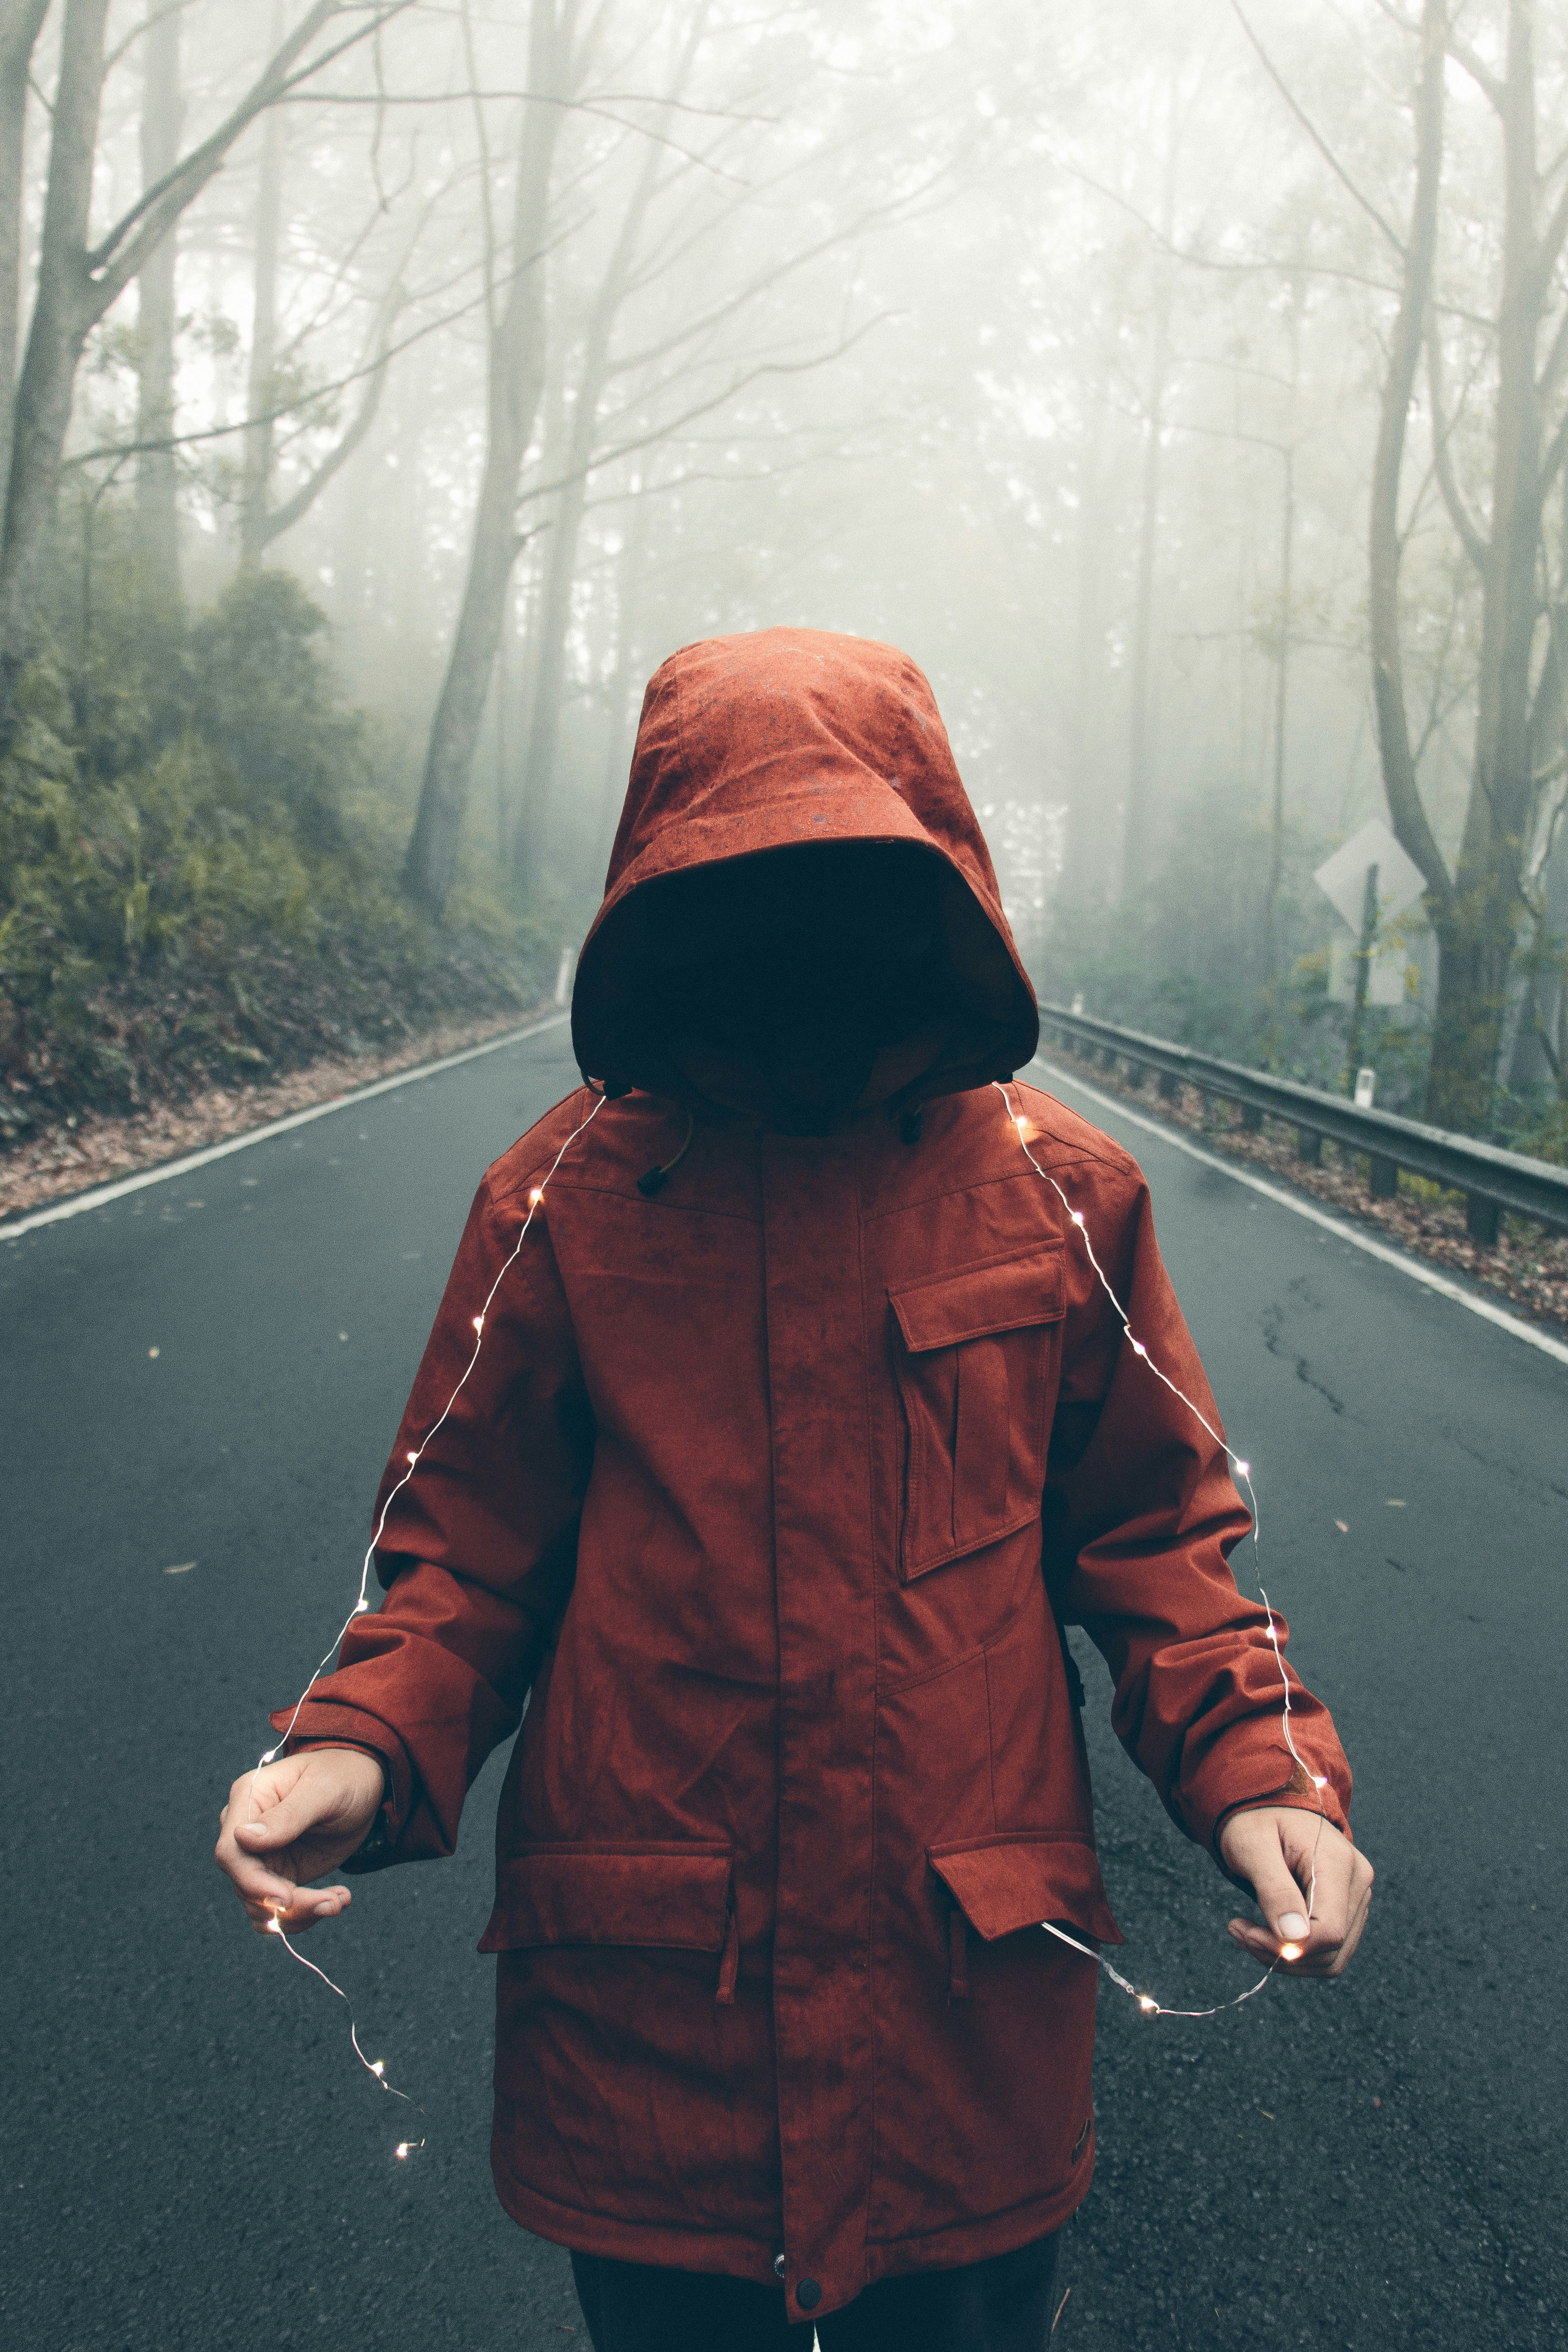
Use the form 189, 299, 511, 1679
510, 14, 705, 887
0, 0, 409, 733
135, 0, 184, 607
0, 0, 49, 503
1317, 0, 1568, 1127
238, 1, 286, 576
402, 0, 578, 917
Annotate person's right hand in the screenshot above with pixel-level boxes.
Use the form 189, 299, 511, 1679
215, 1747, 385, 1935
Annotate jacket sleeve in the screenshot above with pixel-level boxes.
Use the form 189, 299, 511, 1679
1039, 1155, 1352, 1857
270, 1157, 594, 1866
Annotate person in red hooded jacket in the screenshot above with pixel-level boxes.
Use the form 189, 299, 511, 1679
216, 629, 1372, 2351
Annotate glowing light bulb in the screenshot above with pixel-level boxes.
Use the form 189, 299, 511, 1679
472, 1315, 484, 1332
1138, 1994, 1158, 2014
266, 1916, 282, 1936
1311, 1774, 1328, 1789
261, 1749, 276, 1764
395, 2143, 411, 2160
370, 2060, 385, 2077
1278, 1943, 1304, 1962
1131, 1339, 1147, 1357
528, 1187, 544, 1207
406, 1450, 418, 1465
353, 1598, 370, 1615
1234, 1459, 1250, 1478
1070, 1211, 1085, 1228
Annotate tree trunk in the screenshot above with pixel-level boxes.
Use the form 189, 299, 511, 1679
1260, 446, 1294, 1017
135, 0, 182, 608
1426, 0, 1550, 1128
510, 31, 692, 894
238, 2, 284, 577
402, 2, 574, 916
1057, 323, 1109, 918
589, 478, 653, 895
0, 1, 50, 504
1120, 103, 1177, 904
0, 0, 112, 718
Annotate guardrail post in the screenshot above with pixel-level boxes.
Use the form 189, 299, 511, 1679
1297, 1128, 1323, 1164
1157, 1072, 1179, 1101
1465, 1193, 1501, 1248
1101, 1046, 1120, 1074
1369, 1155, 1398, 1199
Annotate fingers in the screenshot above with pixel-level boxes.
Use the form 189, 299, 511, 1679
215, 1749, 384, 1937
1224, 1812, 1315, 1953
240, 1884, 353, 1938
215, 1766, 298, 1914
1221, 1806, 1374, 1978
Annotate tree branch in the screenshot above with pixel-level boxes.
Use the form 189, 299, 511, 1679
256, 296, 400, 549
1230, 0, 1406, 255
1425, 307, 1488, 567
1446, 32, 1506, 114
1369, 0, 1454, 909
86, 3, 416, 318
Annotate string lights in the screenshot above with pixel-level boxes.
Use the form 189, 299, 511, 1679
995, 1082, 1329, 2016
248, 1095, 606, 2148
250, 1067, 1328, 2139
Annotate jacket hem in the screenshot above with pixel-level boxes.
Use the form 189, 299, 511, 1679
863, 2161, 1092, 2284
489, 2138, 782, 2285
489, 2131, 1094, 2303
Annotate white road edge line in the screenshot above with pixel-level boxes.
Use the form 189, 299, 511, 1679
1030, 1053, 1568, 1372
0, 1010, 572, 1243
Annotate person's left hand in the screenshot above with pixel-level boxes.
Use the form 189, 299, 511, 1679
1218, 1806, 1373, 1976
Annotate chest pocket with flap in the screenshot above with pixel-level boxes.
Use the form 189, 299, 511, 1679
889, 1245, 1064, 1581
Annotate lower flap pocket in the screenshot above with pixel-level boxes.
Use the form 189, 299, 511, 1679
927, 1831, 1123, 1947
479, 1841, 735, 1955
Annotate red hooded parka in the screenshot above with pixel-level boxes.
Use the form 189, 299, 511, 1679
278, 628, 1352, 2324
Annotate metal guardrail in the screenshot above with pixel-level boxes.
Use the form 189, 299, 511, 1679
1035, 1003, 1568, 1245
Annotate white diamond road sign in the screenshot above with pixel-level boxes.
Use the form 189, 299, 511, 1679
1312, 818, 1426, 934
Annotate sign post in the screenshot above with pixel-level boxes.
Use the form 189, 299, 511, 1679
1312, 820, 1426, 1096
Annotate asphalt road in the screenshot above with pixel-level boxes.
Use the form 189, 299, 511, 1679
2, 1019, 1564, 2352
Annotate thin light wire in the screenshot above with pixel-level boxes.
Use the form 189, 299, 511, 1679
249, 1091, 607, 2140
996, 1081, 1328, 2018
263, 1093, 607, 1766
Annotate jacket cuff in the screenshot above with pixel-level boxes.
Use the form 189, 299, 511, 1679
1181, 1744, 1351, 1862
268, 1701, 416, 1869
1209, 1758, 1352, 1861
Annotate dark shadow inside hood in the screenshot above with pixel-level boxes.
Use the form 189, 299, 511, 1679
571, 628, 1038, 1130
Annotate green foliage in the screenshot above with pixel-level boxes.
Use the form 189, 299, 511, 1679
1039, 775, 1364, 1092
0, 537, 547, 1137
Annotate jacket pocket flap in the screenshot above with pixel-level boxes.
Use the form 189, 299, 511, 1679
478, 1842, 734, 1955
891, 1248, 1063, 1353
927, 1832, 1123, 1946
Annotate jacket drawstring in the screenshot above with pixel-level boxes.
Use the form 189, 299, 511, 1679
947, 1902, 970, 2002
638, 1105, 695, 1197
715, 1899, 740, 2005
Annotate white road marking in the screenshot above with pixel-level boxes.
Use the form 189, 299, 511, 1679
1030, 1053, 1568, 1371
0, 1012, 571, 1243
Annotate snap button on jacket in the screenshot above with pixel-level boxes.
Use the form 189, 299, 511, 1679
277, 628, 1351, 2321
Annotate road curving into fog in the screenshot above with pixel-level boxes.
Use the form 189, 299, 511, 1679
3, 1019, 1563, 2352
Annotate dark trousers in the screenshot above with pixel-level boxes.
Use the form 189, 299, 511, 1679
570, 2233, 1061, 2350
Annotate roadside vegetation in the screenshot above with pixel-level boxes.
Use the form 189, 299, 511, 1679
0, 527, 547, 1152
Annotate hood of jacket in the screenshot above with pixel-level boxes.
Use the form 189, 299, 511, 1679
571, 627, 1039, 1124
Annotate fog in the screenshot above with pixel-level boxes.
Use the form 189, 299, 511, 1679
2, 0, 1566, 1146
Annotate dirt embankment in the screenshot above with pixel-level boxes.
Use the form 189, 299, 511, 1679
0, 1005, 552, 1223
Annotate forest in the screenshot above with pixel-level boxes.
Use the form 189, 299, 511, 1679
0, 0, 1565, 1160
